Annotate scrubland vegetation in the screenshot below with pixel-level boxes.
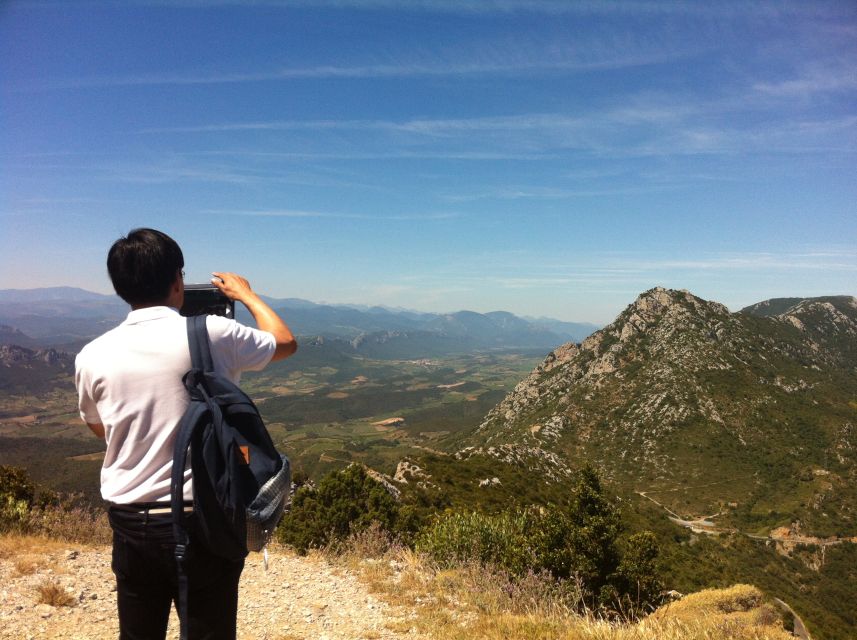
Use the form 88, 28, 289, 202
0, 463, 810, 639
0, 465, 110, 545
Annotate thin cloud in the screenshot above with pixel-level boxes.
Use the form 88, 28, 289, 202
202, 208, 461, 221
442, 184, 681, 202
21, 54, 669, 91
111, 0, 846, 20
180, 150, 556, 161
754, 68, 857, 98
18, 36, 690, 92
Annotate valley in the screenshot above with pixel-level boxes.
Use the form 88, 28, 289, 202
0, 345, 544, 500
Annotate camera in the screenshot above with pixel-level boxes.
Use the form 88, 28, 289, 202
180, 284, 234, 318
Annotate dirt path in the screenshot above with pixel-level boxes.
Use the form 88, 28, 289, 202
773, 598, 812, 640
0, 542, 421, 640
636, 490, 851, 547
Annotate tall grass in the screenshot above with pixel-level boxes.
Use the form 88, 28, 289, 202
323, 526, 794, 640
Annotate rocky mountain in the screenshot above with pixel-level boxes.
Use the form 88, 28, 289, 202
0, 324, 38, 348
0, 344, 75, 393
452, 287, 857, 538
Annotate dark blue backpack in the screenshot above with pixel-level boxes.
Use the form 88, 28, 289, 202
171, 315, 290, 638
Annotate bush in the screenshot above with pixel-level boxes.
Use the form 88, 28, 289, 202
614, 530, 665, 615
277, 464, 399, 553
0, 465, 111, 543
1, 465, 37, 531
416, 509, 540, 576
416, 465, 663, 617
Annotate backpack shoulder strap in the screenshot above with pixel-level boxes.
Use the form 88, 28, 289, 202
173, 314, 214, 640
187, 314, 215, 372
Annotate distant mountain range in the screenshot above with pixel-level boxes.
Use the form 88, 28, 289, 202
0, 287, 599, 355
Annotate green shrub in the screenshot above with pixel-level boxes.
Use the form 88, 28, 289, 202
0, 465, 37, 531
416, 465, 663, 617
613, 530, 664, 615
277, 464, 399, 553
416, 508, 539, 576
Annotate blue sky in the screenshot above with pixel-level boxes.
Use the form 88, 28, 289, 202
1, 1, 855, 324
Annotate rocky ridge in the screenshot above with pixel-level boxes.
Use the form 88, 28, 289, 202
0, 345, 73, 369
452, 287, 857, 534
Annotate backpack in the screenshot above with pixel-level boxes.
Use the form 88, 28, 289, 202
170, 314, 291, 639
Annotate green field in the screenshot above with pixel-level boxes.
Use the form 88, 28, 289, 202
0, 348, 543, 495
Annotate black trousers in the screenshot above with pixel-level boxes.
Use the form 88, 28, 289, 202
108, 507, 245, 640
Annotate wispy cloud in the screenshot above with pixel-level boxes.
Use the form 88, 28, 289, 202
442, 184, 680, 202
18, 31, 692, 92
136, 97, 857, 159
180, 150, 555, 161
202, 208, 460, 221
754, 66, 857, 98
105, 0, 847, 20
19, 53, 672, 91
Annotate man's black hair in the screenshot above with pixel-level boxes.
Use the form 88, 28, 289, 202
107, 228, 184, 306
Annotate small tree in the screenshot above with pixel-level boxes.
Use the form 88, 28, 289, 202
615, 530, 664, 614
527, 465, 624, 604
564, 465, 623, 606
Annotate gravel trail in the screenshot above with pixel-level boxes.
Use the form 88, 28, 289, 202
0, 542, 420, 640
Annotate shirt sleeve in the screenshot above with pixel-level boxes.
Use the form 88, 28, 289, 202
206, 315, 276, 376
74, 351, 102, 424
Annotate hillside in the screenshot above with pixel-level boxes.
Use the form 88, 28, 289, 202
0, 345, 74, 394
453, 287, 856, 537
398, 287, 856, 639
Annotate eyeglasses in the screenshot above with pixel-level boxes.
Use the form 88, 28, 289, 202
181, 270, 186, 279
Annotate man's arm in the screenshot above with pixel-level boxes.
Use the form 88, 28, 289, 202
86, 422, 106, 439
211, 272, 297, 362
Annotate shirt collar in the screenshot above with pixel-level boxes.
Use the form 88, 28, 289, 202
122, 306, 181, 325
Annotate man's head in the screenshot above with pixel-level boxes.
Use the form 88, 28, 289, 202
107, 228, 184, 307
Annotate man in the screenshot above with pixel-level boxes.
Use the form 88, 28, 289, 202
75, 228, 296, 639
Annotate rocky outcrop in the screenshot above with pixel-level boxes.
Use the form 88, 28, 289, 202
0, 344, 73, 369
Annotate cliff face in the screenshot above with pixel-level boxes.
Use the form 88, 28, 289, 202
457, 288, 857, 535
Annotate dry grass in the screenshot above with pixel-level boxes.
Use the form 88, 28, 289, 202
14, 557, 40, 575
320, 528, 794, 640
35, 578, 77, 607
26, 502, 112, 545
0, 532, 71, 557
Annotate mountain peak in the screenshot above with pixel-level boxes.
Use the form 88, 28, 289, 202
630, 286, 729, 319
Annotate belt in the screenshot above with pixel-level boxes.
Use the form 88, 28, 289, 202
110, 502, 194, 515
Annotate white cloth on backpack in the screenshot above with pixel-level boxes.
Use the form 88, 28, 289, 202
75, 306, 275, 505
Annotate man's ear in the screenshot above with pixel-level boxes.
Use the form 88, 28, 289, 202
169, 271, 185, 308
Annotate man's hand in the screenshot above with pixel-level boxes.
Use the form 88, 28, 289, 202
211, 272, 256, 304
211, 271, 297, 362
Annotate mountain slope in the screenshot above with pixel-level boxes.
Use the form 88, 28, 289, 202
455, 287, 857, 537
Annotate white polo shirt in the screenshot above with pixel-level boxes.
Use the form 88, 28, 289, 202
75, 306, 276, 505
